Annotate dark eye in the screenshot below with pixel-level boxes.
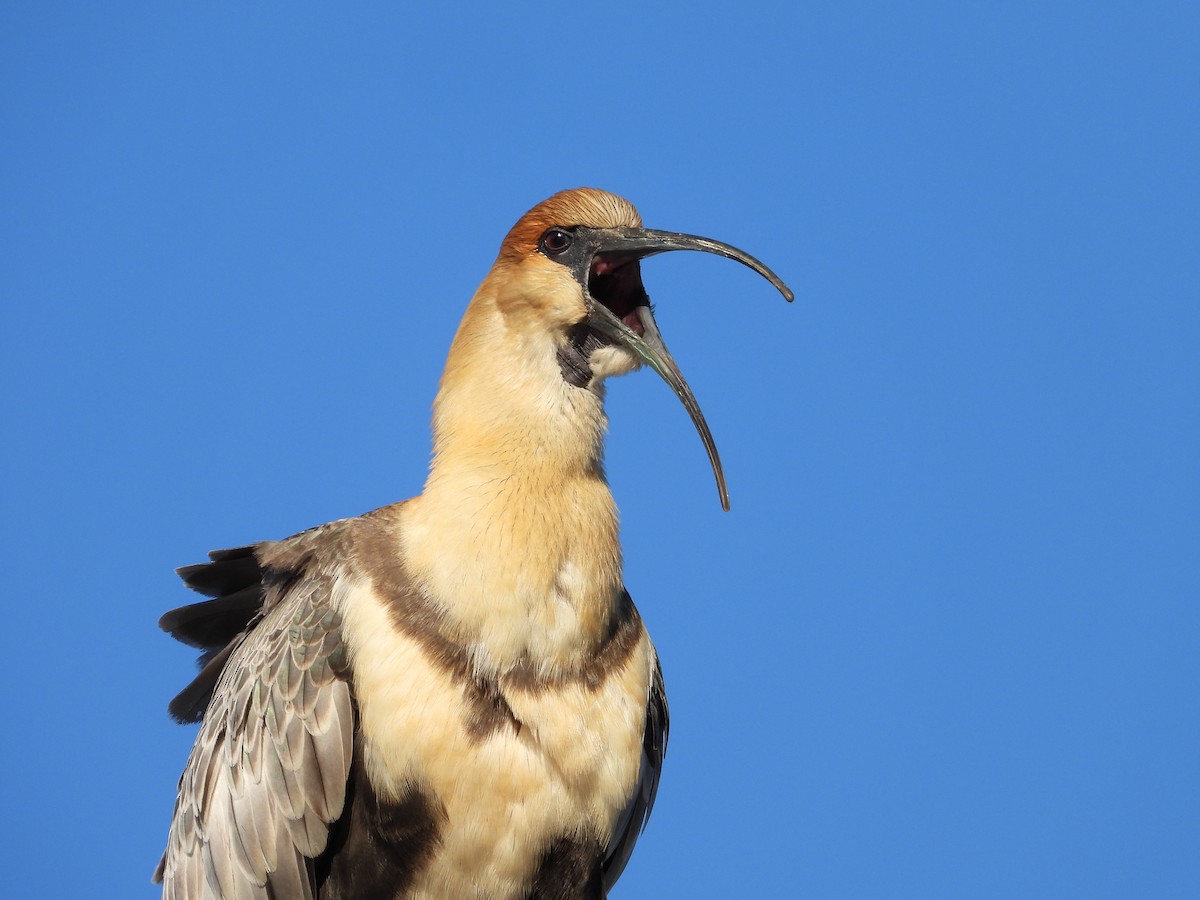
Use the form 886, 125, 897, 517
540, 228, 573, 255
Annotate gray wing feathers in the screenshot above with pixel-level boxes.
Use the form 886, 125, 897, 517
160, 566, 353, 900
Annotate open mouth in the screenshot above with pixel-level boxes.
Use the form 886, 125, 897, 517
588, 255, 648, 337
567, 224, 791, 511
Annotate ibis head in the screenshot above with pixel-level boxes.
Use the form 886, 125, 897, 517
482, 188, 793, 510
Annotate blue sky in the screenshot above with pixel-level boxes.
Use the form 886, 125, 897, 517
2, 4, 1197, 897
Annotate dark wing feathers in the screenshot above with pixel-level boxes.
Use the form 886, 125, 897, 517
161, 545, 267, 724
602, 655, 669, 892
157, 539, 354, 900
160, 586, 264, 651
177, 546, 263, 597
168, 641, 241, 724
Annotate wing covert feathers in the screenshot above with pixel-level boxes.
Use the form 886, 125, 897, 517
157, 533, 354, 900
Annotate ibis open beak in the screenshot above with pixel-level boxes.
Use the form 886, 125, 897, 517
579, 227, 793, 511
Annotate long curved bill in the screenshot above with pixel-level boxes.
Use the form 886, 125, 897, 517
583, 228, 793, 511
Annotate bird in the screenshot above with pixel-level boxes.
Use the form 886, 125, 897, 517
154, 187, 792, 899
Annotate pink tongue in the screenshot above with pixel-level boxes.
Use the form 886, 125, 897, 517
622, 309, 645, 336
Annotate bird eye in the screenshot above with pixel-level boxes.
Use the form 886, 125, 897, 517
540, 228, 573, 255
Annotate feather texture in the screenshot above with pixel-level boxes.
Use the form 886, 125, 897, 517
156, 513, 670, 899
603, 659, 669, 892
157, 531, 353, 899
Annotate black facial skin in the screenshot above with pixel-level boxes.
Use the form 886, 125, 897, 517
540, 226, 650, 389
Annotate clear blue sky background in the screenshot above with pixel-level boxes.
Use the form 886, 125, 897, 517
2, 4, 1196, 898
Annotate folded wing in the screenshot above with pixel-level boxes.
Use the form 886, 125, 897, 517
156, 539, 354, 900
